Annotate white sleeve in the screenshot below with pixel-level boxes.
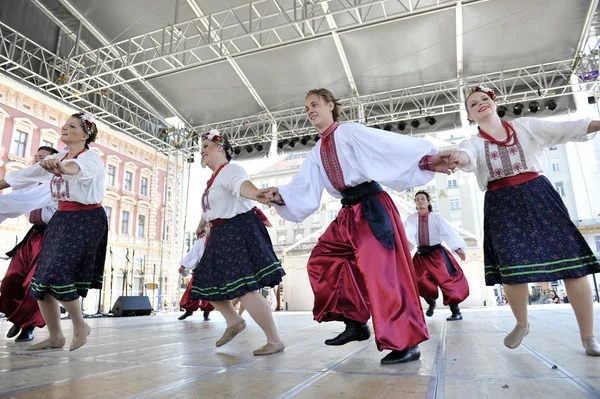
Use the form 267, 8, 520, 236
403, 214, 418, 250
516, 117, 595, 148
435, 213, 466, 252
62, 151, 105, 184
348, 124, 437, 191
275, 152, 325, 222
0, 184, 54, 224
180, 237, 206, 270
458, 138, 478, 173
4, 162, 54, 189
218, 164, 250, 199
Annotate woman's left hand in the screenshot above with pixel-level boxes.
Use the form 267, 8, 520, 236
40, 159, 65, 174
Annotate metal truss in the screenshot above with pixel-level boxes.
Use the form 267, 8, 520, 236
51, 0, 485, 97
189, 57, 600, 149
0, 21, 173, 151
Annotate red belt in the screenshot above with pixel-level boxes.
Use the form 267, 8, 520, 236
211, 207, 272, 228
58, 201, 102, 211
487, 172, 540, 191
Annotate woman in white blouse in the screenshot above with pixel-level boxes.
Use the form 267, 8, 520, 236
191, 130, 285, 356
0, 112, 107, 352
450, 86, 600, 356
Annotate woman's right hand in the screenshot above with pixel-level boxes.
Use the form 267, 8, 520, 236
196, 225, 206, 239
448, 151, 470, 169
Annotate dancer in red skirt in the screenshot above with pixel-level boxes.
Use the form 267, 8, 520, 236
262, 88, 452, 364
404, 190, 469, 321
178, 236, 214, 321
0, 146, 58, 342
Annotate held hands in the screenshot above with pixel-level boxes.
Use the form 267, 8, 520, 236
258, 187, 282, 207
456, 249, 466, 262
432, 151, 470, 174
39, 158, 66, 175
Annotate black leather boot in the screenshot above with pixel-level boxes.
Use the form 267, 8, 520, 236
381, 346, 421, 364
178, 310, 193, 320
15, 327, 34, 342
203, 311, 210, 321
7, 324, 20, 338
324, 319, 371, 346
447, 303, 463, 321
425, 299, 436, 317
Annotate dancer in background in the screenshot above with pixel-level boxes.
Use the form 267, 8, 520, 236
0, 112, 107, 351
449, 85, 600, 355
0, 146, 58, 342
262, 88, 452, 364
178, 235, 214, 321
404, 190, 469, 321
190, 129, 285, 356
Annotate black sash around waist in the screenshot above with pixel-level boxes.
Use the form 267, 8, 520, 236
5, 224, 46, 259
417, 243, 442, 255
340, 181, 396, 250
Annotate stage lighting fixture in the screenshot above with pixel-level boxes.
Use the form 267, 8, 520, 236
528, 101, 539, 113
372, 124, 381, 130
589, 96, 597, 104
246, 145, 253, 153
513, 103, 523, 116
301, 135, 311, 145
187, 154, 195, 163
545, 99, 557, 111
255, 143, 264, 152
289, 140, 296, 148
277, 139, 288, 149
411, 119, 420, 129
425, 116, 436, 126
383, 123, 393, 131
314, 134, 320, 142
397, 121, 407, 131
496, 105, 508, 118
234, 147, 241, 155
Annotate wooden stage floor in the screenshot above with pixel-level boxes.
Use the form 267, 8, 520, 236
1, 304, 599, 398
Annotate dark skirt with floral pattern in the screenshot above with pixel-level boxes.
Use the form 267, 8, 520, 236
30, 207, 108, 301
483, 175, 600, 286
190, 210, 285, 302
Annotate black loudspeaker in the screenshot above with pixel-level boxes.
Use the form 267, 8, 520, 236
111, 296, 152, 317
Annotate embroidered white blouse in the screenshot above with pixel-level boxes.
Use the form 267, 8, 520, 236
201, 163, 254, 222
404, 212, 466, 253
0, 183, 57, 225
4, 151, 105, 204
273, 122, 438, 222
459, 117, 595, 191
180, 236, 207, 270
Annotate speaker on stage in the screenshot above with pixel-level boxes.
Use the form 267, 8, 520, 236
111, 296, 152, 317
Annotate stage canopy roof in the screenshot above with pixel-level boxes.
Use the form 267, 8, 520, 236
1, 0, 600, 156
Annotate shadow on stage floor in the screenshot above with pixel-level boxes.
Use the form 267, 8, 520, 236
1, 304, 599, 398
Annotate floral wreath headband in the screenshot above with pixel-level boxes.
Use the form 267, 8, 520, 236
467, 84, 497, 101
203, 129, 233, 158
78, 111, 97, 135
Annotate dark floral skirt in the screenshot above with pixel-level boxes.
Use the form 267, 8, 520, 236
191, 210, 285, 301
483, 175, 600, 286
30, 207, 108, 301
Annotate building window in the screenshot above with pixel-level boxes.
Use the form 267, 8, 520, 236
140, 177, 148, 196
549, 146, 558, 151
432, 201, 439, 212
551, 159, 561, 172
124, 171, 133, 191
11, 130, 28, 157
107, 165, 116, 186
328, 209, 338, 222
448, 177, 458, 187
312, 211, 320, 224
41, 139, 54, 148
261, 182, 269, 189
555, 182, 565, 197
137, 215, 145, 238
406, 187, 414, 192
295, 233, 303, 243
426, 184, 436, 190
104, 206, 112, 231
596, 235, 600, 252
121, 211, 129, 234
278, 219, 286, 227
450, 197, 460, 210
278, 235, 287, 245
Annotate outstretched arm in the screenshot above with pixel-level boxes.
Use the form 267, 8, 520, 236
240, 181, 268, 204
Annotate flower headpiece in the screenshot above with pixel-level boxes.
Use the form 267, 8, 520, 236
78, 111, 97, 135
468, 84, 496, 101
